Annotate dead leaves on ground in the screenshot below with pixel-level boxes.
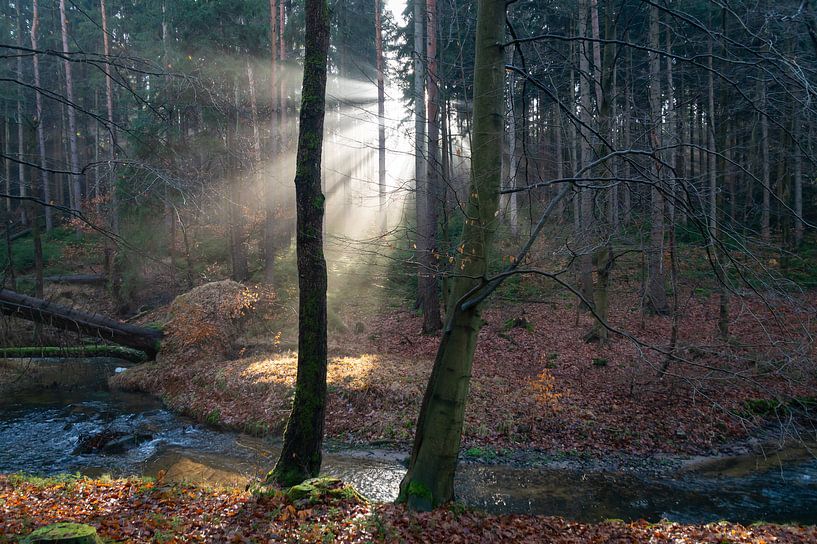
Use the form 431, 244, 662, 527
114, 291, 817, 456
1, 476, 814, 543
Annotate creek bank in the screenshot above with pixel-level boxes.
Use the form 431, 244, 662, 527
0, 357, 132, 394
2, 375, 817, 524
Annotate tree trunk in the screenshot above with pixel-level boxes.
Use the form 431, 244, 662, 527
708, 31, 728, 340
247, 61, 262, 163
265, 0, 278, 284
665, 23, 677, 227
622, 51, 632, 225
375, 0, 386, 211
505, 49, 519, 237
0, 289, 163, 357
3, 219, 16, 290
419, 0, 442, 333
576, 0, 594, 311
760, 81, 771, 243
267, 0, 330, 487
30, 203, 43, 299
59, 0, 82, 213
794, 118, 804, 246
15, 0, 28, 226
31, 0, 52, 232
554, 104, 565, 222
269, 0, 278, 142
100, 0, 123, 303
414, 0, 429, 319
225, 79, 249, 283
3, 105, 11, 213
397, 0, 504, 510
645, 3, 669, 315
587, 0, 617, 340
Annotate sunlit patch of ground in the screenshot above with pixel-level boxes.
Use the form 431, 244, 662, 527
113, 275, 817, 456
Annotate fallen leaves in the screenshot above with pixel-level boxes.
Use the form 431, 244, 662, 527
1, 475, 814, 543
113, 288, 817, 457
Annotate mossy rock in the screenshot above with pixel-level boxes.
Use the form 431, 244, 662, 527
22, 523, 102, 544
284, 476, 366, 503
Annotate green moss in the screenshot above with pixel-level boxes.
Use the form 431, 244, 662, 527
243, 420, 269, 436
743, 396, 816, 417
0, 227, 68, 277
464, 446, 498, 461
406, 480, 432, 502
22, 522, 101, 543
592, 358, 608, 367
205, 408, 221, 425
265, 464, 308, 489
8, 473, 83, 489
502, 317, 533, 333
0, 345, 147, 363
744, 398, 783, 416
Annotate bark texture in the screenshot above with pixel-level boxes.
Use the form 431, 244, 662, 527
421, 0, 442, 333
59, 0, 82, 212
268, 0, 330, 487
646, 3, 669, 315
397, 0, 505, 510
0, 289, 163, 357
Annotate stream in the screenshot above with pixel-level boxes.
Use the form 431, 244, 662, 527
1, 379, 816, 524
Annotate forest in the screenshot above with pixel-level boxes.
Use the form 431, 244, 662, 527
1, 0, 817, 542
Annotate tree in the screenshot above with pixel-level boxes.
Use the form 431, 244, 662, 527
397, 0, 505, 510
267, 0, 331, 487
265, 0, 279, 284
100, 0, 122, 297
30, 0, 51, 231
14, 0, 26, 226
59, 0, 81, 213
575, 0, 594, 311
645, 2, 669, 315
375, 0, 386, 210
420, 0, 443, 333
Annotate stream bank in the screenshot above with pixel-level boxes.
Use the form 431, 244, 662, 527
1, 372, 816, 525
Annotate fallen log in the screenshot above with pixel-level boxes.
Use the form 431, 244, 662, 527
0, 289, 162, 358
8, 227, 31, 241
45, 274, 107, 285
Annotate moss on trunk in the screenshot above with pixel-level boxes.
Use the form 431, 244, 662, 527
267, 0, 331, 488
397, 0, 506, 510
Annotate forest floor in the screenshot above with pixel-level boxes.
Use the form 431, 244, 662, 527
3, 232, 817, 540
109, 277, 817, 460
2, 474, 815, 543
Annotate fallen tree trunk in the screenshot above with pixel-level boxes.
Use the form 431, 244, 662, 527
0, 289, 162, 358
8, 227, 31, 241
45, 274, 107, 285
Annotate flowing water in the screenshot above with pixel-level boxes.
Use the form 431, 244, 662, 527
1, 381, 816, 524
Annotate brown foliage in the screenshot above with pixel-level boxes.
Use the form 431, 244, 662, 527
1, 476, 814, 543
160, 280, 260, 361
